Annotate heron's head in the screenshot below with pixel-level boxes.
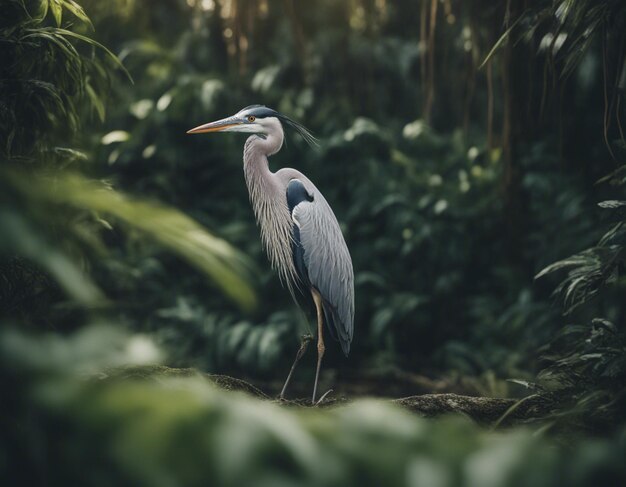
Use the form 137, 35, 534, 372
187, 105, 317, 145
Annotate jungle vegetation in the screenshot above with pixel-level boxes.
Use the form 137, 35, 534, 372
1, 1, 626, 485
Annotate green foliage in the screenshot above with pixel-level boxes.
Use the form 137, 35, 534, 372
4, 169, 257, 309
0, 0, 257, 316
2, 2, 626, 484
48, 0, 617, 380
0, 206, 105, 305
0, 0, 127, 159
1, 0, 621, 381
538, 319, 626, 428
484, 0, 626, 78
2, 327, 626, 487
537, 188, 626, 315
533, 163, 626, 428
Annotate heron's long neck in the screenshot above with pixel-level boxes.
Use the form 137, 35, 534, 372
243, 132, 284, 211
243, 134, 280, 190
243, 132, 297, 287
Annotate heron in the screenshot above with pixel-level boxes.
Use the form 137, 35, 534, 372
187, 105, 354, 404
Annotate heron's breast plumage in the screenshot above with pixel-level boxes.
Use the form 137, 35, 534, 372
243, 143, 299, 292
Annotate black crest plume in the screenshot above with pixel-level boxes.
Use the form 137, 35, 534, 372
243, 105, 318, 147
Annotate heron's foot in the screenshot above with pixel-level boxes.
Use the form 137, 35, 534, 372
313, 389, 333, 406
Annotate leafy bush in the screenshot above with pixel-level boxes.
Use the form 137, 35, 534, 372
2, 327, 626, 487
533, 163, 626, 430
0, 0, 256, 326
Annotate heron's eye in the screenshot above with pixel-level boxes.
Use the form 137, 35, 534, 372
247, 115, 256, 122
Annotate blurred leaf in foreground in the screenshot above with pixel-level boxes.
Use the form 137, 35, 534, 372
1, 326, 625, 487
0, 209, 104, 305
6, 170, 257, 311
1, 324, 162, 377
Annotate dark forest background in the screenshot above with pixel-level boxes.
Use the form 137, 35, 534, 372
2, 1, 626, 485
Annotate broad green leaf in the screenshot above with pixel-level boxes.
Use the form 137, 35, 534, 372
62, 0, 94, 29
50, 0, 62, 26
86, 82, 106, 122
31, 0, 49, 22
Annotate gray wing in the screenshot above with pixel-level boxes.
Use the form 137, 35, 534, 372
291, 184, 354, 356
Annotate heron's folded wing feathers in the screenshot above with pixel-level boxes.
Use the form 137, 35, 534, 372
292, 193, 354, 354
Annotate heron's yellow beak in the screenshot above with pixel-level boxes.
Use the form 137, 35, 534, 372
186, 117, 241, 134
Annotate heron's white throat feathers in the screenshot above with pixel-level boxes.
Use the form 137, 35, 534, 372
248, 117, 284, 154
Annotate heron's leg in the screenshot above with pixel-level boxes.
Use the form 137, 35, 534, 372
279, 333, 312, 399
311, 289, 325, 405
